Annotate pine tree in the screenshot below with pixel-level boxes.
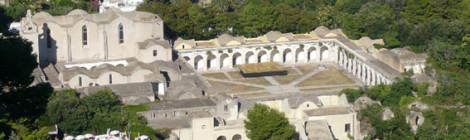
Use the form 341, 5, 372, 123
244, 104, 294, 140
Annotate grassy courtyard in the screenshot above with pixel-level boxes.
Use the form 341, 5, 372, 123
296, 68, 354, 87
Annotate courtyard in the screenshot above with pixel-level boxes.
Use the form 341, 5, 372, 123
201, 63, 362, 97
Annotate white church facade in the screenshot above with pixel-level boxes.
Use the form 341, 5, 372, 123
19, 8, 173, 104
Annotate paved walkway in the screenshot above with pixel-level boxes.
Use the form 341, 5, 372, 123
264, 77, 281, 86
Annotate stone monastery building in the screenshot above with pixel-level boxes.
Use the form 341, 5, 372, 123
19, 9, 428, 140
175, 27, 426, 86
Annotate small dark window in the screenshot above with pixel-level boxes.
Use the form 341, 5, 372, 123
82, 25, 87, 45
345, 123, 351, 132
182, 45, 185, 49
79, 77, 82, 87
109, 74, 112, 84
224, 105, 228, 111
46, 29, 51, 48
153, 50, 157, 56
118, 24, 124, 44
307, 104, 310, 107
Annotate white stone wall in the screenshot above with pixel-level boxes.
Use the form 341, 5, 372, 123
21, 12, 167, 64
308, 113, 359, 140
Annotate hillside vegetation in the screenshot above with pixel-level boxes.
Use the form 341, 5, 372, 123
1, 0, 470, 139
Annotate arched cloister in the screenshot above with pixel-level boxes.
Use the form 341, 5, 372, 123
295, 47, 305, 63
232, 52, 242, 67
308, 47, 317, 62
271, 49, 281, 62
207, 54, 216, 70
184, 56, 190, 61
220, 53, 230, 69
232, 134, 242, 140
364, 67, 368, 83
217, 136, 227, 140
258, 50, 268, 63
320, 46, 329, 61
194, 55, 204, 70
283, 48, 293, 64
246, 51, 256, 64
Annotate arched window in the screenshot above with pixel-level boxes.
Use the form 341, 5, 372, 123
79, 77, 82, 87
46, 28, 51, 48
118, 24, 124, 44
82, 25, 87, 45
109, 74, 112, 84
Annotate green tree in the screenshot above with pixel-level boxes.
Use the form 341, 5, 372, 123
244, 104, 294, 140
0, 37, 54, 138
236, 2, 277, 37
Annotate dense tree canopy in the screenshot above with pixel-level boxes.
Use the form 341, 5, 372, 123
244, 104, 294, 140
0, 37, 54, 139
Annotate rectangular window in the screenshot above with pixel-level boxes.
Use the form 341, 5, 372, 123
82, 26, 87, 46
345, 123, 351, 132
224, 105, 228, 111
79, 77, 82, 87
153, 50, 157, 56
109, 74, 112, 84
119, 24, 124, 44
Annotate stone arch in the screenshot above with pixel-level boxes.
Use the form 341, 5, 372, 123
245, 51, 255, 64
220, 53, 230, 69
194, 55, 204, 70
307, 47, 317, 62
320, 46, 329, 61
184, 56, 190, 61
364, 68, 368, 81
232, 52, 242, 67
283, 48, 293, 64
207, 54, 216, 70
232, 134, 242, 140
295, 47, 305, 63
258, 50, 268, 63
271, 49, 281, 62
355, 62, 359, 76
217, 136, 227, 140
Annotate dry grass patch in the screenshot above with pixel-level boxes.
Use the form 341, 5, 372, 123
238, 78, 273, 86
207, 80, 264, 93
227, 71, 244, 79
300, 86, 360, 93
286, 67, 299, 75
233, 92, 270, 97
296, 68, 354, 87
202, 72, 229, 80
296, 65, 318, 74
272, 75, 301, 85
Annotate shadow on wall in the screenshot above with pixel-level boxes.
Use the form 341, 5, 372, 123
39, 23, 57, 68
